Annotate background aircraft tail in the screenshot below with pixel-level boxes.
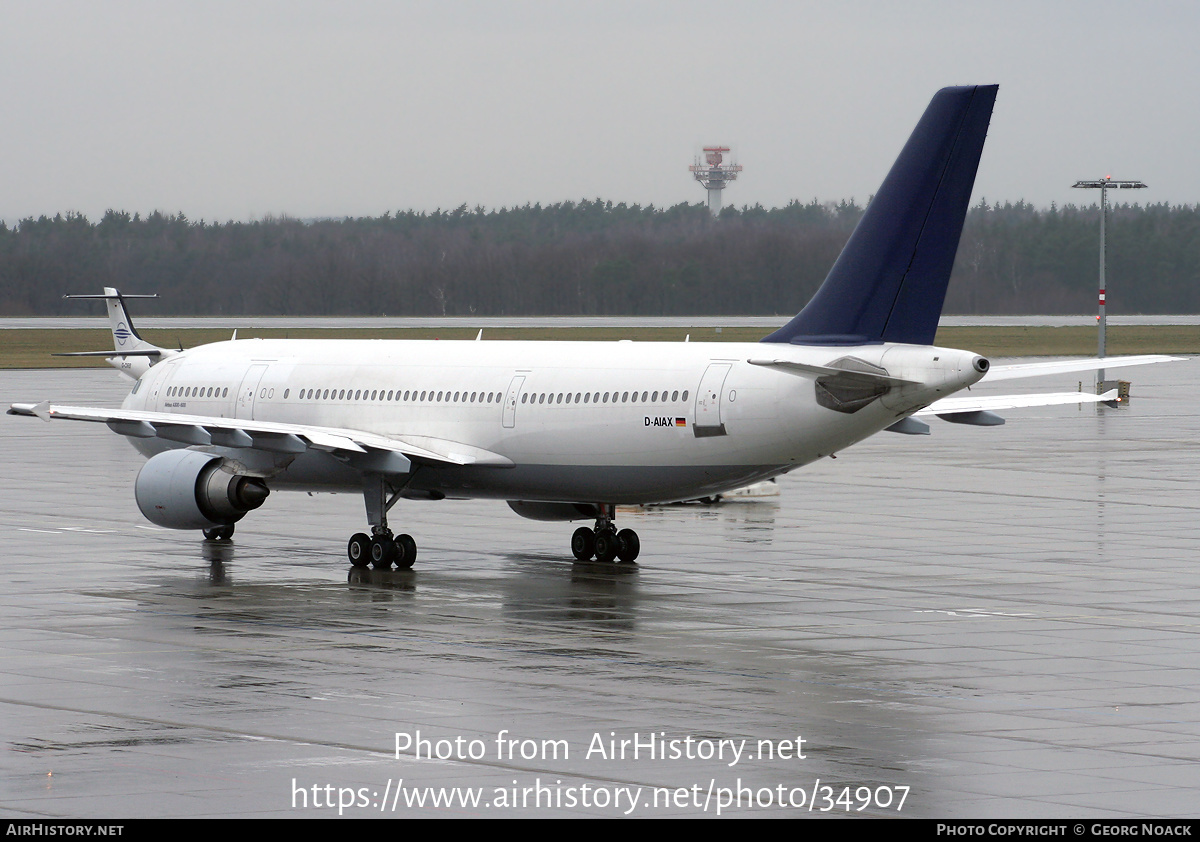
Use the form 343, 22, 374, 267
63, 287, 160, 354
762, 84, 998, 346
57, 288, 170, 377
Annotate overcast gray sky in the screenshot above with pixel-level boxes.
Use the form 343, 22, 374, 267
2, 1, 1196, 223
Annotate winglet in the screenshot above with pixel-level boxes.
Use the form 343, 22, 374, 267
763, 85, 998, 346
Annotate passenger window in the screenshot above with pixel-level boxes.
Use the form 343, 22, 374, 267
283, 389, 289, 399
672, 390, 679, 401
682, 390, 689, 401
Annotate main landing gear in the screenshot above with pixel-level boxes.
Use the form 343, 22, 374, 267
348, 475, 417, 570
571, 505, 640, 564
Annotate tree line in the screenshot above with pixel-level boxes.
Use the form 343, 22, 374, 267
1, 198, 1196, 317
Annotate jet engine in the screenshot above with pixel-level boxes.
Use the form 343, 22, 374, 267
135, 449, 269, 530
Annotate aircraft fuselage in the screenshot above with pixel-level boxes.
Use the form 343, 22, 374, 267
124, 337, 987, 504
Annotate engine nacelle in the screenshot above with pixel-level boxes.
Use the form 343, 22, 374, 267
135, 449, 269, 530
506, 501, 600, 522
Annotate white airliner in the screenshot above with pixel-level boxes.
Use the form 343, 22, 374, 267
9, 85, 1180, 570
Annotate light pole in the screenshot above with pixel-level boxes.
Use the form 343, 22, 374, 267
1071, 176, 1146, 385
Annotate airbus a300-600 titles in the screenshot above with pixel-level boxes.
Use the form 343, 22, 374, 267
9, 85, 1179, 570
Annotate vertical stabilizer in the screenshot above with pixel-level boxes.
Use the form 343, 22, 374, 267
64, 288, 162, 356
763, 85, 998, 346
58, 288, 169, 378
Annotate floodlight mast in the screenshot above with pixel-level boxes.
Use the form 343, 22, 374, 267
690, 146, 742, 217
1070, 176, 1147, 384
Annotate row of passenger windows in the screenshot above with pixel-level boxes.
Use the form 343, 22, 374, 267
167, 385, 229, 398
292, 387, 691, 405
521, 389, 688, 405
164, 383, 691, 406
296, 388, 502, 403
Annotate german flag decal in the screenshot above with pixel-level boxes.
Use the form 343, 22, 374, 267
675, 418, 687, 427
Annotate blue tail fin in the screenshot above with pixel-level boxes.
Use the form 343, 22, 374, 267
762, 85, 998, 346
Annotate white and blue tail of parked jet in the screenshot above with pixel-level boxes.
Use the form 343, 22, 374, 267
763, 85, 997, 347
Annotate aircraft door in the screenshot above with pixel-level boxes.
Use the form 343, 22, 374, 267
694, 363, 731, 437
153, 361, 181, 411
235, 364, 269, 420
503, 375, 526, 428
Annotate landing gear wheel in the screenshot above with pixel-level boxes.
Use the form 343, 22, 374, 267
593, 529, 619, 563
370, 535, 395, 569
347, 533, 371, 568
394, 534, 417, 570
203, 523, 235, 541
571, 527, 596, 561
616, 529, 640, 563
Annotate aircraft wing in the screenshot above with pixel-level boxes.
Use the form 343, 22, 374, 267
6, 403, 513, 471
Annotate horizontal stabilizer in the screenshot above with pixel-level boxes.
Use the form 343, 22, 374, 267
885, 417, 931, 435
983, 355, 1183, 382
918, 389, 1119, 417
52, 349, 164, 358
937, 409, 1005, 426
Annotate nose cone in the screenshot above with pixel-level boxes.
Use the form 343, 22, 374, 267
233, 477, 270, 511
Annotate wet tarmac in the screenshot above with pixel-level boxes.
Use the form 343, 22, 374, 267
1, 360, 1198, 818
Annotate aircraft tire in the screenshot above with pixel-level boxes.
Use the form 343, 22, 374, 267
571, 527, 595, 561
616, 529, 640, 563
395, 534, 417, 569
348, 533, 371, 568
594, 529, 619, 563
202, 524, 235, 541
370, 536, 394, 569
